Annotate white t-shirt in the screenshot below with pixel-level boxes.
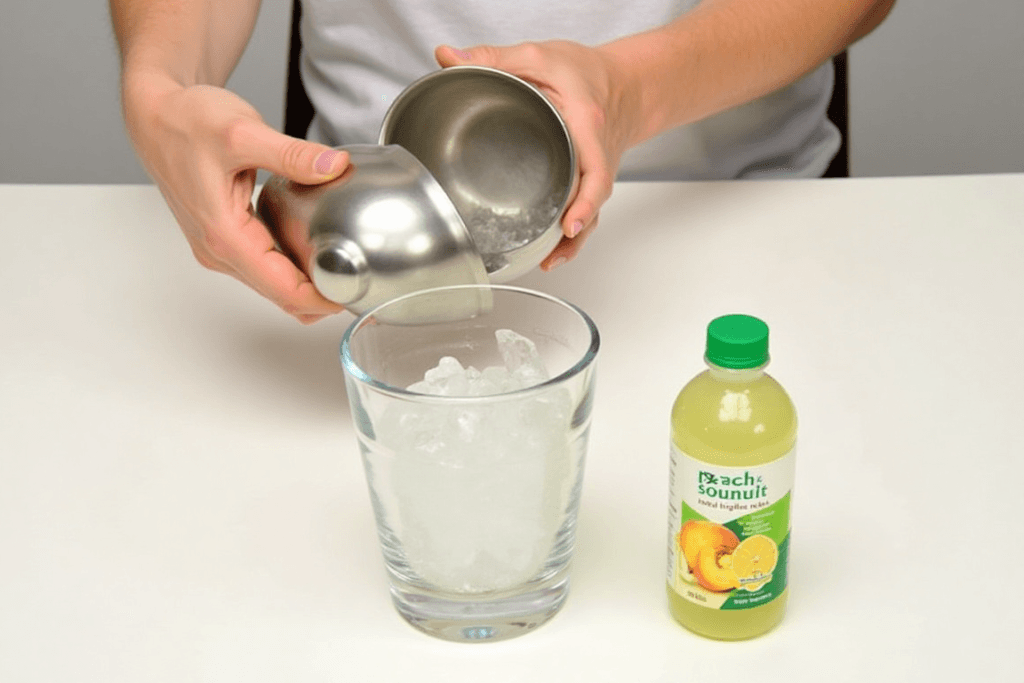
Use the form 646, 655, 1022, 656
299, 0, 840, 180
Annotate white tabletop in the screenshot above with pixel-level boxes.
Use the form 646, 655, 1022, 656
2, 175, 1023, 681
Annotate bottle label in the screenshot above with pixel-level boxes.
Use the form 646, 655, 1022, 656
667, 443, 795, 610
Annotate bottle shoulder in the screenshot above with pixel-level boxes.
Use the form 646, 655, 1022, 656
671, 369, 797, 464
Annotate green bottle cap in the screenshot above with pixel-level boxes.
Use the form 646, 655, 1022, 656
705, 314, 770, 369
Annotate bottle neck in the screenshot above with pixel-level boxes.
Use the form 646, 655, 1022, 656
706, 360, 768, 382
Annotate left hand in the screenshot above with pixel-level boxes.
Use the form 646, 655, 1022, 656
436, 42, 643, 270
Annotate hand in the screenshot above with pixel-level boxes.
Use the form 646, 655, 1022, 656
121, 70, 350, 323
436, 41, 643, 270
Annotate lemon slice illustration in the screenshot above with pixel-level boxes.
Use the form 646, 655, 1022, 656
731, 535, 778, 591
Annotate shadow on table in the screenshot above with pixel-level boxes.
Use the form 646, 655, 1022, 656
221, 314, 356, 428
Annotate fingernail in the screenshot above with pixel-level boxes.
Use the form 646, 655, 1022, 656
452, 48, 472, 60
569, 220, 583, 238
548, 256, 568, 270
315, 150, 340, 175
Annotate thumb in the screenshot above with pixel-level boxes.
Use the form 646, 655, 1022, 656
234, 120, 349, 183
434, 44, 500, 69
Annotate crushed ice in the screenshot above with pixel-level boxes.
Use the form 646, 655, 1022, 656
463, 196, 561, 256
406, 328, 550, 396
375, 329, 574, 593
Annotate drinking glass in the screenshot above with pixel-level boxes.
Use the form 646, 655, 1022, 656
340, 285, 599, 642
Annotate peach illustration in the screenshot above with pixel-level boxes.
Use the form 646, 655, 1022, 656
694, 545, 741, 592
678, 520, 740, 573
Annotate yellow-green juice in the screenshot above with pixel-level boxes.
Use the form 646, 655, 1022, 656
667, 315, 797, 640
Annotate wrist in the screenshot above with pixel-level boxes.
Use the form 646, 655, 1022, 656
598, 28, 696, 147
120, 42, 201, 91
119, 65, 187, 150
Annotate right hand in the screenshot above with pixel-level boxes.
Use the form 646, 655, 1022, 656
121, 70, 349, 324
435, 42, 643, 271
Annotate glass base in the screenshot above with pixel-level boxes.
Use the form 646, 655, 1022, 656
389, 575, 570, 643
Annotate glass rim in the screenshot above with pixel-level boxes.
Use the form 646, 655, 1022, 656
339, 284, 600, 401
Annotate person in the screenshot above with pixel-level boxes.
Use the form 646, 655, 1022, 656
110, 0, 896, 324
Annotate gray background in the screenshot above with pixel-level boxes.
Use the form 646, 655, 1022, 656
1, 0, 1022, 183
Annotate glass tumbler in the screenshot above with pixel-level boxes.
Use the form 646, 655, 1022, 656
340, 284, 599, 642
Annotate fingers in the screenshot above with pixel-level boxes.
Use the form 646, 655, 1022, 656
137, 83, 349, 324
541, 214, 599, 271
435, 43, 541, 79
228, 119, 350, 184
185, 170, 344, 322
212, 209, 346, 321
561, 158, 611, 231
539, 175, 607, 271
435, 44, 475, 66
545, 129, 613, 267
217, 120, 350, 321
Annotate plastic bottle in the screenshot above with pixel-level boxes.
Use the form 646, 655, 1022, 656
666, 314, 797, 640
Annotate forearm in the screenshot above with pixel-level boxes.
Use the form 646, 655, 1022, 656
603, 0, 896, 145
109, 0, 262, 87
